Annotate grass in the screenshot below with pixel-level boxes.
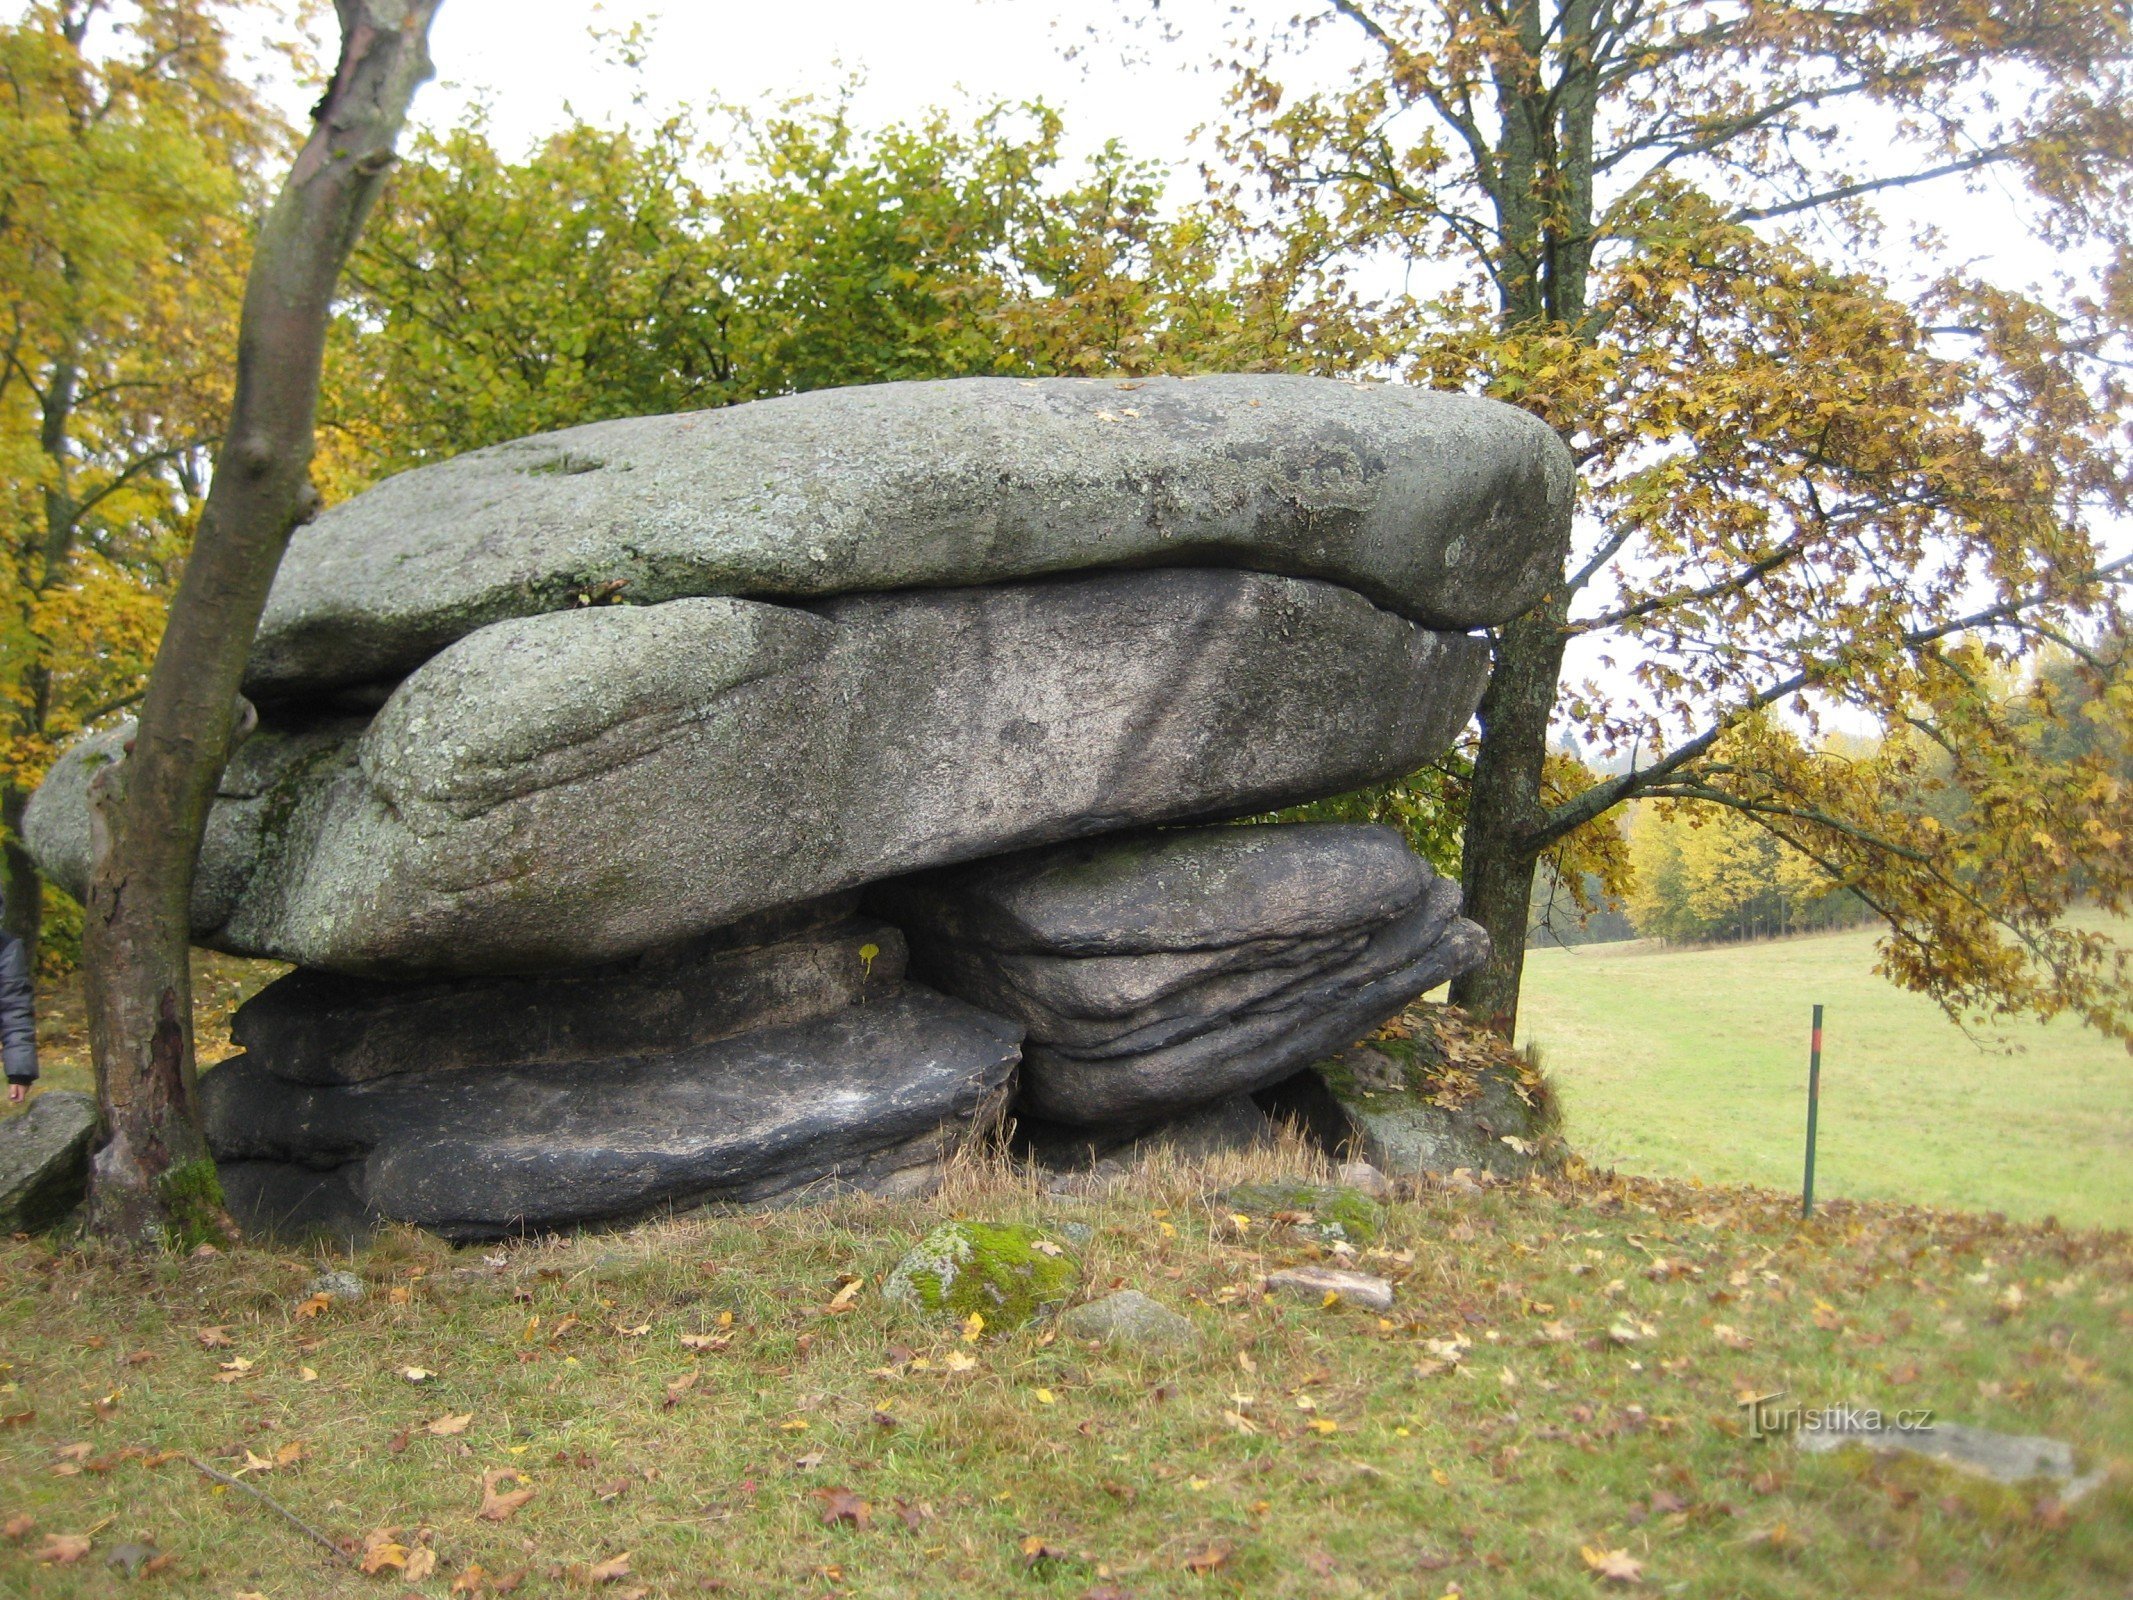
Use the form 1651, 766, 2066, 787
1, 1144, 2128, 1599
1517, 925, 2133, 1231
4, 957, 2129, 1595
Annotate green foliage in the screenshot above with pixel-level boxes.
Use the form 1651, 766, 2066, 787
323, 94, 1385, 495
1253, 750, 1469, 877
35, 882, 81, 978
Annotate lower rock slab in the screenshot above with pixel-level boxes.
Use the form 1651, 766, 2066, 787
203, 989, 1021, 1240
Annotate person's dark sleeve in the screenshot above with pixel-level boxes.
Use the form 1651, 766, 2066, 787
0, 932, 36, 1084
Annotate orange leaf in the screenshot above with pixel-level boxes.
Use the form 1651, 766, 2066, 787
477, 1468, 535, 1522
586, 1550, 633, 1583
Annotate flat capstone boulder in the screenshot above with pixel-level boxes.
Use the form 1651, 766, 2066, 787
244, 374, 1573, 697
199, 990, 1021, 1239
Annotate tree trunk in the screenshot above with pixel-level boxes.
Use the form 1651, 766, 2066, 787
1450, 593, 1570, 1036
81, 0, 439, 1247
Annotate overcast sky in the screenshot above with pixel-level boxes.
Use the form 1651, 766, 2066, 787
345, 2, 1248, 176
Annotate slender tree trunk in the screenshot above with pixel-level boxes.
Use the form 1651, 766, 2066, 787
82, 1, 439, 1247
1450, 592, 1571, 1035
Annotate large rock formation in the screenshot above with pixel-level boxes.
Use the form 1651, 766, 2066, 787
23, 375, 1572, 1236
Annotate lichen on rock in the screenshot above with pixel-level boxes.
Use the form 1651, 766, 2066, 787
1222, 1182, 1385, 1245
883, 1221, 1083, 1330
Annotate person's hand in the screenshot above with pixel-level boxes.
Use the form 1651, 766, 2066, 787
6, 1082, 24, 1104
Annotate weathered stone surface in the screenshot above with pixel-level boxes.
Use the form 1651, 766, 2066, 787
198, 990, 1021, 1239
30, 573, 1487, 975
231, 903, 903, 1084
884, 824, 1489, 1125
1060, 1289, 1197, 1348
883, 1221, 1083, 1330
244, 375, 1573, 697
1265, 1265, 1395, 1311
0, 1091, 97, 1232
882, 820, 1435, 959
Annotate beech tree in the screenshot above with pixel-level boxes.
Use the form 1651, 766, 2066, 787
1219, 0, 2133, 1037
83, 0, 439, 1244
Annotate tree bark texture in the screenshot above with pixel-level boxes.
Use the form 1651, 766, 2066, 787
82, 1, 439, 1245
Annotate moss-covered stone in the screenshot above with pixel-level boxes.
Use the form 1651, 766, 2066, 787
1305, 1003, 1566, 1182
1222, 1182, 1384, 1245
883, 1221, 1083, 1331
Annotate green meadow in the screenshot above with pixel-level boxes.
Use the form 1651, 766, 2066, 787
1519, 925, 2133, 1231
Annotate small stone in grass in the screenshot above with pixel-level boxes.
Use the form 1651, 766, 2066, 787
1266, 1265, 1394, 1312
1061, 1290, 1196, 1348
304, 1269, 365, 1304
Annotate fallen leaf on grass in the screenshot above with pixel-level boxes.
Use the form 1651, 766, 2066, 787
451, 1562, 489, 1594
239, 1439, 306, 1473
1, 1410, 32, 1428
1711, 1324, 1755, 1351
585, 1550, 633, 1583
1580, 1545, 1644, 1584
293, 1292, 332, 1320
405, 1546, 438, 1582
2, 1514, 33, 1540
814, 1486, 871, 1529
477, 1468, 535, 1522
1184, 1544, 1230, 1574
826, 1277, 864, 1312
678, 1332, 731, 1353
942, 1350, 978, 1373
1810, 1301, 1843, 1333
359, 1529, 409, 1574
427, 1413, 474, 1436
663, 1374, 696, 1408
196, 1327, 232, 1349
401, 1366, 437, 1383
1020, 1534, 1067, 1566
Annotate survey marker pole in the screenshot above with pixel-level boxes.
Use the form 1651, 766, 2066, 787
1802, 1003, 1824, 1219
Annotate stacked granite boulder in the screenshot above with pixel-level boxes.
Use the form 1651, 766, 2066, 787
25, 375, 1572, 1239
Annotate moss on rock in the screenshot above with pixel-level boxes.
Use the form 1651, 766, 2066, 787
1223, 1182, 1384, 1245
883, 1221, 1083, 1331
